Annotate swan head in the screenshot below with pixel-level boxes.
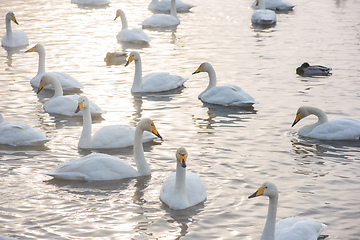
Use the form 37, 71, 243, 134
125, 51, 141, 67
114, 9, 124, 21
25, 43, 45, 53
176, 147, 188, 168
75, 96, 90, 113
37, 74, 57, 94
192, 62, 212, 75
291, 106, 313, 127
6, 12, 19, 25
138, 118, 162, 139
248, 182, 278, 199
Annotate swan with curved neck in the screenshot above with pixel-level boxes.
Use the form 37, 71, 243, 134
251, 0, 277, 25
160, 147, 207, 210
37, 74, 104, 117
249, 182, 326, 240
114, 9, 150, 43
141, 0, 180, 28
75, 96, 159, 149
125, 51, 188, 93
44, 118, 162, 181
1, 12, 29, 48
25, 44, 83, 91
192, 62, 258, 107
148, 0, 195, 13
292, 106, 360, 140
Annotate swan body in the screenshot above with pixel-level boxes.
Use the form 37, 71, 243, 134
44, 118, 162, 181
71, 0, 110, 5
104, 52, 127, 65
251, 0, 277, 25
249, 182, 327, 240
160, 147, 207, 210
1, 12, 29, 48
296, 62, 332, 77
251, 0, 295, 11
292, 106, 360, 140
76, 96, 158, 149
37, 74, 105, 117
192, 62, 258, 107
148, 0, 195, 13
115, 9, 150, 43
0, 112, 50, 146
125, 51, 188, 93
25, 44, 83, 91
141, 0, 180, 28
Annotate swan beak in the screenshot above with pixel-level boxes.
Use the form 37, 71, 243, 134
114, 16, 119, 21
125, 56, 133, 67
12, 16, 19, 25
25, 46, 35, 53
248, 186, 265, 199
151, 124, 162, 140
192, 66, 201, 75
37, 81, 44, 94
180, 154, 187, 168
291, 114, 300, 127
75, 102, 83, 113
255, 0, 260, 6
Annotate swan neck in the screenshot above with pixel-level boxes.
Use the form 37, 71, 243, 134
5, 18, 14, 42
37, 49, 46, 75
312, 108, 328, 124
261, 194, 278, 240
131, 58, 143, 92
133, 126, 150, 175
120, 12, 128, 29
50, 77, 64, 98
170, 0, 178, 18
259, 0, 266, 10
78, 105, 92, 148
175, 162, 187, 194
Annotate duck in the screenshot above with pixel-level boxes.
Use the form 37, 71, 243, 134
104, 51, 127, 66
160, 147, 207, 210
251, 0, 277, 25
25, 44, 83, 92
296, 62, 332, 77
1, 12, 29, 48
125, 51, 188, 93
44, 118, 162, 181
251, 0, 295, 11
75, 96, 159, 149
0, 112, 50, 146
192, 62, 258, 107
37, 74, 105, 117
291, 106, 360, 140
141, 0, 180, 28
148, 0, 195, 13
114, 9, 150, 44
249, 182, 327, 240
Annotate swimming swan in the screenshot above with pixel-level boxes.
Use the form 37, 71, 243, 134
37, 74, 105, 117
76, 96, 159, 149
291, 106, 360, 140
296, 62, 332, 77
249, 182, 327, 240
0, 112, 50, 146
251, 0, 277, 25
148, 0, 195, 13
25, 44, 83, 92
192, 62, 258, 107
125, 51, 188, 93
160, 147, 207, 210
141, 0, 180, 28
114, 9, 150, 44
251, 0, 295, 11
71, 0, 110, 5
44, 118, 162, 181
1, 12, 29, 48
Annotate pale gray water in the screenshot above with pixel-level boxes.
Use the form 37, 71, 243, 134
0, 0, 360, 239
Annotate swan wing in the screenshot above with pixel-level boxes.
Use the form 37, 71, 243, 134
186, 170, 207, 206
117, 28, 150, 43
149, 0, 195, 12
30, 72, 83, 91
275, 217, 326, 240
141, 14, 180, 28
1, 30, 29, 48
251, 9, 276, 24
251, 0, 295, 10
141, 72, 188, 92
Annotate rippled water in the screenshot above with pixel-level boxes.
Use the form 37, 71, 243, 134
1, 0, 360, 239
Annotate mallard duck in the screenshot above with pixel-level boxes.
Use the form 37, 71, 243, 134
296, 62, 332, 76
104, 52, 127, 66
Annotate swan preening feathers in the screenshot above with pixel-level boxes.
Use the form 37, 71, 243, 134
249, 182, 327, 240
160, 147, 207, 210
1, 12, 29, 48
292, 106, 360, 140
141, 0, 180, 28
44, 118, 162, 181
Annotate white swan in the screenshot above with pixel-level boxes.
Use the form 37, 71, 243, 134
71, 0, 110, 5
76, 96, 159, 149
251, 0, 277, 25
251, 0, 295, 11
44, 118, 162, 181
37, 74, 105, 117
192, 62, 258, 107
160, 147, 207, 210
1, 12, 29, 48
148, 0, 195, 13
249, 182, 327, 240
0, 112, 50, 146
292, 106, 360, 140
125, 51, 188, 93
114, 9, 150, 44
141, 0, 180, 28
25, 44, 83, 92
